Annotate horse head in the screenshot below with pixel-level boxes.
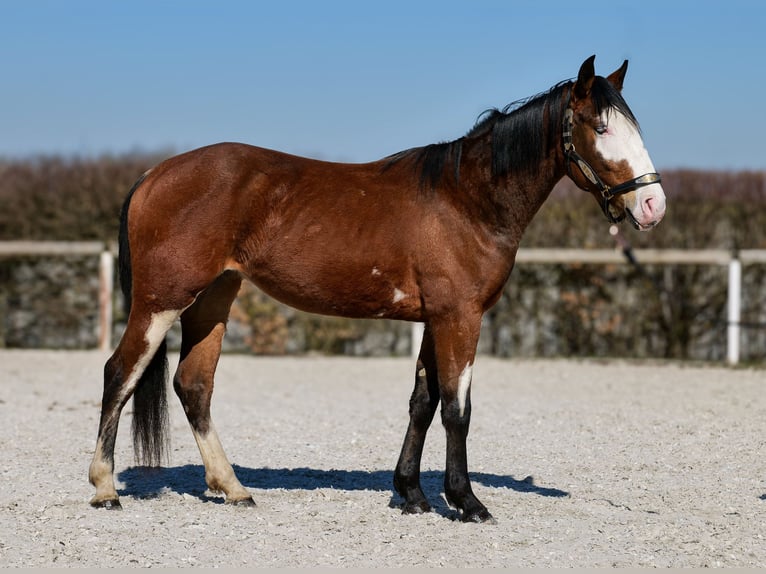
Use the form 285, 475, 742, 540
565, 55, 666, 231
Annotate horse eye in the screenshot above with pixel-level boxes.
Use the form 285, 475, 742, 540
595, 124, 608, 135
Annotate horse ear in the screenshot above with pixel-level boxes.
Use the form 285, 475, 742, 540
607, 60, 629, 91
573, 55, 596, 101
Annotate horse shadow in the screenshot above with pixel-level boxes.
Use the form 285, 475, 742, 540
117, 465, 569, 518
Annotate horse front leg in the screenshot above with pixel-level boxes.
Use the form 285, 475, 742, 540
431, 311, 495, 523
394, 325, 440, 514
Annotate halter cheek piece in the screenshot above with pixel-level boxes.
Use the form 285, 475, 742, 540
562, 106, 661, 224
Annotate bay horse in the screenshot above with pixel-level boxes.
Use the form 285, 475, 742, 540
89, 55, 666, 522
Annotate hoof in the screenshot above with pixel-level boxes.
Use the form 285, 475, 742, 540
90, 498, 123, 511
461, 508, 496, 524
227, 497, 256, 508
401, 500, 432, 515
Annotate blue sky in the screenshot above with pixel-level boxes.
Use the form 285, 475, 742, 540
4, 0, 765, 171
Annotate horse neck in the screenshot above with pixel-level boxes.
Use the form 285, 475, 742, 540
460, 130, 567, 237
500, 154, 565, 231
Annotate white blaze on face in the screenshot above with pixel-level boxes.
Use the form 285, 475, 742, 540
457, 362, 473, 417
595, 109, 653, 173
595, 109, 666, 228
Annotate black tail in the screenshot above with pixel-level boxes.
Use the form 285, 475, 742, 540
132, 340, 170, 467
120, 171, 171, 467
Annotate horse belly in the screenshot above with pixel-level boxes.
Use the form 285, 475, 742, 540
240, 241, 423, 321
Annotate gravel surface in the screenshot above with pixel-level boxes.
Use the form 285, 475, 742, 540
1, 349, 765, 567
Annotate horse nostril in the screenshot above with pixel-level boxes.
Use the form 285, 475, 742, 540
641, 191, 667, 221
643, 195, 657, 217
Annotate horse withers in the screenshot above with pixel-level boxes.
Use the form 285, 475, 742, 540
89, 55, 666, 522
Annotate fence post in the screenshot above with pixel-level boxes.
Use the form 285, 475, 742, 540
98, 250, 114, 351
727, 255, 741, 365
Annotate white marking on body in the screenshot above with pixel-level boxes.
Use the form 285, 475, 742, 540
418, 367, 427, 378
146, 310, 179, 348
115, 309, 182, 406
457, 362, 473, 417
392, 288, 407, 303
371, 267, 381, 276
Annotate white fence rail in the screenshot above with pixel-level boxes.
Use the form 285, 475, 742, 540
413, 248, 766, 365
1, 242, 764, 364
520, 248, 766, 366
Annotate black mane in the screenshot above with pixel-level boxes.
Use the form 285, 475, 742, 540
387, 76, 639, 190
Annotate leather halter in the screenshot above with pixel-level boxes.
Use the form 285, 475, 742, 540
562, 105, 661, 224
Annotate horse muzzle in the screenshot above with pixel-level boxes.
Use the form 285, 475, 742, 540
625, 184, 666, 231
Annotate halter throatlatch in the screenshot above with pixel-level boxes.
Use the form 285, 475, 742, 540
562, 106, 661, 224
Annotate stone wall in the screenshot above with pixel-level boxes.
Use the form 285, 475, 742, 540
2, 255, 764, 363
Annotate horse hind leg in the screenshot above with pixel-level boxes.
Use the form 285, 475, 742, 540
172, 270, 254, 506
89, 306, 180, 509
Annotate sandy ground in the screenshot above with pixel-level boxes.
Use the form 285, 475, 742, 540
1, 349, 765, 567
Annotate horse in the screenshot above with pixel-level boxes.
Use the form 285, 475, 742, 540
88, 55, 666, 523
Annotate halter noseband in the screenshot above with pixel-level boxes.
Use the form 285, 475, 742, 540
562, 105, 661, 224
